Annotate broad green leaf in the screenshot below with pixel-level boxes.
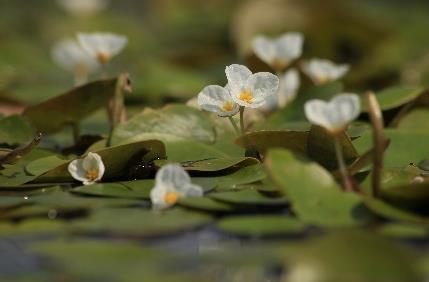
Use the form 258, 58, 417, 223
217, 215, 305, 237
380, 182, 429, 212
397, 108, 429, 131
282, 230, 420, 282
0, 219, 67, 237
181, 157, 259, 172
72, 182, 153, 200
307, 125, 359, 170
209, 190, 288, 208
25, 155, 68, 176
266, 149, 371, 226
0, 115, 35, 145
235, 130, 308, 155
377, 223, 429, 239
72, 207, 213, 237
178, 197, 235, 213
354, 129, 429, 167
361, 85, 424, 112
24, 75, 128, 133
111, 104, 216, 144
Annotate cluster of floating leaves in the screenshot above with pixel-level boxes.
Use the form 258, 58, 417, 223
0, 4, 429, 282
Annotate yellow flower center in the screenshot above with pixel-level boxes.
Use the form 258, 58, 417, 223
85, 169, 99, 181
239, 90, 253, 104
96, 52, 110, 65
164, 192, 180, 205
316, 75, 329, 85
222, 102, 234, 112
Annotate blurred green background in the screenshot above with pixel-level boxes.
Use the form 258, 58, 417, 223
1, 0, 429, 107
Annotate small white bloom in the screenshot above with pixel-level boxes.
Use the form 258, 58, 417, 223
304, 94, 361, 134
77, 32, 128, 65
252, 32, 304, 70
261, 69, 300, 111
197, 85, 239, 117
57, 0, 109, 16
150, 164, 203, 210
51, 38, 100, 84
225, 64, 279, 108
301, 58, 349, 85
68, 152, 105, 185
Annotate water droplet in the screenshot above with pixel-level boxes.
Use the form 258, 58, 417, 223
23, 196, 29, 200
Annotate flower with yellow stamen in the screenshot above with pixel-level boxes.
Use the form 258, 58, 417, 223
68, 152, 105, 185
197, 84, 239, 117
77, 32, 128, 65
225, 64, 279, 109
150, 164, 203, 210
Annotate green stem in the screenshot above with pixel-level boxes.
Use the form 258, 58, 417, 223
334, 135, 353, 192
239, 106, 245, 134
71, 123, 80, 145
228, 116, 240, 136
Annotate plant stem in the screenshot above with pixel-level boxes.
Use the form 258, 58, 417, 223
366, 91, 385, 197
71, 123, 80, 145
239, 106, 245, 134
334, 135, 353, 192
228, 116, 240, 136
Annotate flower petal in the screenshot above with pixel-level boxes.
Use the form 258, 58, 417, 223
251, 36, 276, 66
304, 99, 333, 130
278, 68, 300, 107
327, 94, 360, 128
68, 159, 88, 182
82, 152, 105, 182
275, 32, 304, 63
225, 64, 252, 97
301, 58, 349, 84
241, 72, 279, 108
77, 32, 127, 61
197, 85, 239, 117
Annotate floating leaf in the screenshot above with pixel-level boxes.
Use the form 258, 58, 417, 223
178, 197, 235, 213
361, 85, 424, 112
0, 115, 35, 145
112, 104, 216, 144
377, 223, 429, 239
217, 215, 305, 237
397, 108, 429, 131
24, 75, 128, 133
72, 207, 213, 237
266, 149, 371, 226
209, 190, 288, 208
181, 157, 259, 172
72, 182, 153, 200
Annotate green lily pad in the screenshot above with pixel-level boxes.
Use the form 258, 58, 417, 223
397, 108, 429, 131
181, 157, 259, 172
178, 197, 235, 213
72, 182, 153, 200
112, 104, 216, 145
361, 85, 424, 112
217, 215, 305, 237
0, 219, 67, 237
266, 149, 371, 226
0, 115, 35, 145
234, 130, 308, 155
72, 207, 213, 237
377, 223, 429, 239
209, 190, 288, 208
25, 155, 69, 176
24, 75, 129, 134
354, 129, 429, 167
380, 182, 429, 212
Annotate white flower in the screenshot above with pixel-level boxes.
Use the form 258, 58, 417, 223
77, 32, 128, 65
51, 38, 100, 84
150, 164, 203, 210
197, 85, 239, 117
57, 0, 109, 16
304, 94, 361, 134
225, 64, 279, 108
68, 152, 105, 185
261, 69, 300, 111
302, 58, 349, 85
252, 32, 304, 70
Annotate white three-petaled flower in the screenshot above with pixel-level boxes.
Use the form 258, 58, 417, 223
252, 32, 304, 70
150, 164, 203, 210
304, 94, 361, 134
225, 64, 279, 108
51, 38, 100, 84
68, 152, 105, 185
197, 84, 239, 117
77, 32, 128, 65
302, 58, 349, 85
57, 0, 110, 16
263, 68, 301, 111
